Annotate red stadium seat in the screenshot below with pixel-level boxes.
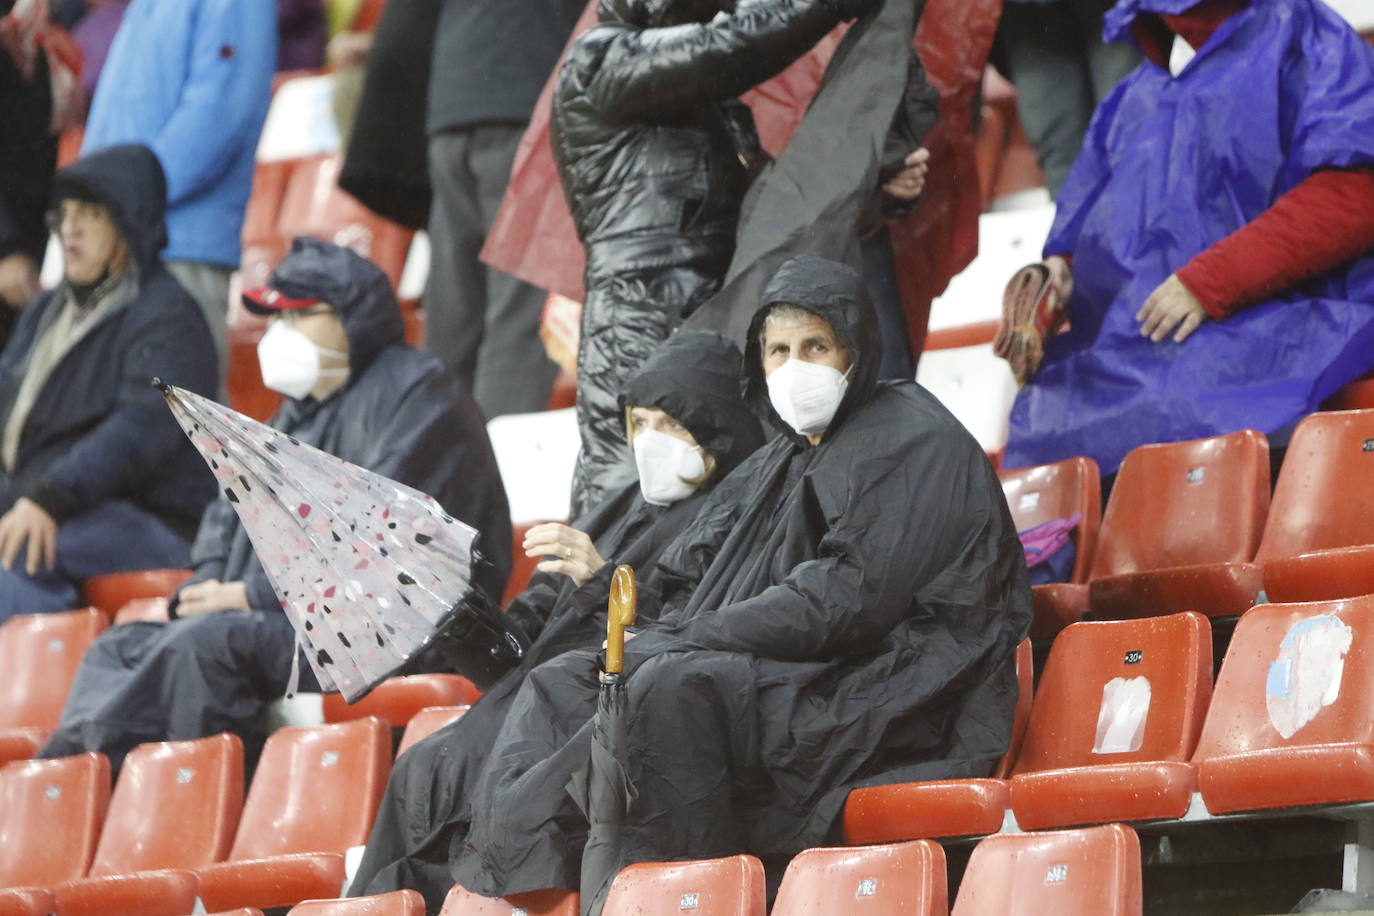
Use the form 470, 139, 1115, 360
1193, 593, 1374, 814
1254, 409, 1374, 602
112, 598, 172, 626
842, 640, 1032, 843
439, 886, 579, 916
238, 159, 297, 297
1008, 613, 1212, 830
323, 675, 480, 728
199, 911, 266, 916
772, 841, 948, 916
287, 890, 426, 915
1000, 457, 1102, 638
0, 608, 108, 762
602, 856, 765, 916
0, 753, 111, 889
0, 887, 56, 915
396, 705, 469, 758
950, 824, 1142, 915
51, 734, 244, 916
227, 332, 284, 423
195, 718, 391, 912
1087, 430, 1269, 620
83, 569, 192, 619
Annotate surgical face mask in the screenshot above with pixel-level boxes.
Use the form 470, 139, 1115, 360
257, 320, 348, 400
633, 428, 707, 506
766, 358, 850, 437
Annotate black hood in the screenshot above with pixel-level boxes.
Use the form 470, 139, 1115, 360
248, 236, 406, 377
620, 329, 764, 478
743, 255, 881, 444
51, 144, 168, 275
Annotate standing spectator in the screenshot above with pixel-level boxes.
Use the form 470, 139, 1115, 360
278, 0, 325, 71
996, 0, 1140, 196
422, 0, 584, 420
81, 0, 276, 376
71, 0, 129, 107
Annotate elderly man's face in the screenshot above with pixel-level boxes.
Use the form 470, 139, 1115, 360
52, 199, 127, 286
761, 309, 851, 378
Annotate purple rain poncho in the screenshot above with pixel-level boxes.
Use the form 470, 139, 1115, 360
1004, 0, 1374, 475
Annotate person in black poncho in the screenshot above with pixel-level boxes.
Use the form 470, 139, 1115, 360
349, 330, 764, 909
439, 255, 1032, 906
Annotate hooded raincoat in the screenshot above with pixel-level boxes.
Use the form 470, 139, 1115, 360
1004, 0, 1374, 475
442, 256, 1030, 901
349, 329, 764, 910
39, 237, 512, 772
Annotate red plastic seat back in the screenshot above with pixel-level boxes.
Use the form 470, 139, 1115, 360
1090, 430, 1270, 579
1193, 594, 1374, 762
772, 842, 948, 916
994, 640, 1034, 779
89, 733, 243, 876
0, 753, 111, 886
951, 824, 1142, 915
323, 675, 481, 727
396, 705, 469, 758
1000, 456, 1102, 584
1012, 613, 1212, 776
0, 608, 108, 729
83, 568, 192, 619
602, 856, 766, 916
288, 890, 426, 915
439, 886, 579, 916
228, 718, 390, 861
1255, 409, 1374, 562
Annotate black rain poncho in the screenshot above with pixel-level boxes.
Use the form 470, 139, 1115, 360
444, 256, 1032, 900
349, 330, 764, 910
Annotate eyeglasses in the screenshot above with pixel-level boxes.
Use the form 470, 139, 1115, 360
45, 201, 112, 234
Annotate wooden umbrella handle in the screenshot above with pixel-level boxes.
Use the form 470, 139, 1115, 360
605, 565, 638, 675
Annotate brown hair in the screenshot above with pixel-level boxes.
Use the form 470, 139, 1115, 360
624, 406, 718, 486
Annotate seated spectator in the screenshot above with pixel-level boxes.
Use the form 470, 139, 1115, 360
999, 0, 1374, 477
38, 237, 512, 771
349, 329, 765, 907
437, 256, 1029, 910
0, 144, 217, 623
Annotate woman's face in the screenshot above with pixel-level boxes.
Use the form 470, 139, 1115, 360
628, 406, 700, 447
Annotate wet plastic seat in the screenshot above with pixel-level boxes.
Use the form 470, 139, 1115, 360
1254, 409, 1374, 602
51, 733, 244, 916
1000, 457, 1102, 638
195, 718, 391, 912
0, 886, 57, 915
772, 841, 948, 916
1087, 430, 1269, 620
1193, 593, 1374, 814
0, 753, 111, 891
1008, 613, 1212, 829
322, 675, 481, 727
0, 608, 108, 763
287, 890, 426, 915
396, 705, 469, 758
83, 569, 192, 619
950, 824, 1142, 915
439, 886, 579, 916
602, 856, 765, 916
842, 641, 1032, 842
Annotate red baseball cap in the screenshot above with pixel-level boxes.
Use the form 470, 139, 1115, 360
241, 285, 324, 315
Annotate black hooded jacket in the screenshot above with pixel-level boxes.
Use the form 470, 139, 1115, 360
179, 237, 512, 614
0, 144, 217, 531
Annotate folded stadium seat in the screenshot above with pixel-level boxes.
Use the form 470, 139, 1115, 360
1086, 430, 1270, 621
112, 597, 172, 626
0, 608, 108, 765
322, 675, 481, 728
439, 886, 579, 916
287, 890, 426, 915
1008, 613, 1212, 830
0, 887, 57, 915
842, 640, 1033, 843
602, 856, 765, 916
1193, 593, 1374, 814
50, 734, 244, 916
83, 568, 193, 619
194, 718, 391, 912
396, 705, 469, 758
238, 158, 297, 295
1253, 409, 1374, 603
1324, 371, 1374, 411
950, 824, 1142, 916
197, 911, 265, 916
771, 841, 948, 916
0, 754, 111, 894
1000, 457, 1102, 638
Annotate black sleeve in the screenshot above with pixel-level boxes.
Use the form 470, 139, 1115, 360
862, 46, 941, 231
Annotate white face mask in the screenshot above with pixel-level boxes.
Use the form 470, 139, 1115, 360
633, 428, 707, 506
257, 320, 348, 400
766, 358, 849, 437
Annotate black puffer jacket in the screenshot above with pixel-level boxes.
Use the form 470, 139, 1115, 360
554, 0, 875, 516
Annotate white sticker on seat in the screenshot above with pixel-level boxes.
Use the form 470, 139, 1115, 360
1266, 615, 1353, 739
1092, 676, 1151, 754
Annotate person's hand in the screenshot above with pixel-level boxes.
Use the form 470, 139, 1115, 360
1136, 273, 1209, 343
1044, 255, 1073, 305
882, 148, 930, 201
0, 253, 38, 309
327, 31, 373, 69
176, 579, 250, 617
0, 497, 56, 575
523, 523, 606, 588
